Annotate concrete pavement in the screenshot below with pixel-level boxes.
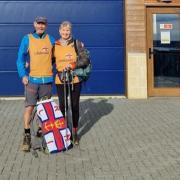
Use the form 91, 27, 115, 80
0, 97, 180, 180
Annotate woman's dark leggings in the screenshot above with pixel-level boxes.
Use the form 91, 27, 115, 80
56, 82, 81, 129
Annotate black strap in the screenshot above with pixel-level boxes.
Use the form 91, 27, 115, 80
67, 38, 74, 45
74, 39, 78, 55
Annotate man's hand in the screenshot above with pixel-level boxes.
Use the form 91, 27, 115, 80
22, 76, 28, 85
25, 61, 29, 68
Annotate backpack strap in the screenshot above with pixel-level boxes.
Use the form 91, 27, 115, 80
74, 39, 84, 55
74, 39, 79, 55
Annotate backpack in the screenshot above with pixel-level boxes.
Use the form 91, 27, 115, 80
73, 39, 92, 81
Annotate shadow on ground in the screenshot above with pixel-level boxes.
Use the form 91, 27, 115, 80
78, 98, 113, 138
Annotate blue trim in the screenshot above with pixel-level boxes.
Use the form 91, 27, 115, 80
29, 76, 53, 84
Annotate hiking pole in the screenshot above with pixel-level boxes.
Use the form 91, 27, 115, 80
62, 70, 69, 150
70, 70, 74, 91
63, 70, 67, 125
67, 69, 74, 143
30, 109, 39, 158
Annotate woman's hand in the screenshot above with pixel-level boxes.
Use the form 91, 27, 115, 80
65, 62, 76, 70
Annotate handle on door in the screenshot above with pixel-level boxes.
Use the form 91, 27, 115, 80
149, 48, 154, 59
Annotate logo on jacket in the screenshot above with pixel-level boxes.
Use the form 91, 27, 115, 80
65, 53, 73, 60
35, 47, 49, 55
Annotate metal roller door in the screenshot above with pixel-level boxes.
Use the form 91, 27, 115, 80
0, 0, 124, 95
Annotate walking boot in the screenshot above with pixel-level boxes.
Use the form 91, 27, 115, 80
36, 127, 42, 137
73, 132, 79, 145
21, 133, 31, 152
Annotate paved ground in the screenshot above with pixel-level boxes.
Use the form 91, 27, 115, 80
0, 97, 180, 180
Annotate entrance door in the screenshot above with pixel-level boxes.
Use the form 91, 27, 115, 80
147, 7, 180, 96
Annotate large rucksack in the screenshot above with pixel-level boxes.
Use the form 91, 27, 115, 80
73, 39, 92, 82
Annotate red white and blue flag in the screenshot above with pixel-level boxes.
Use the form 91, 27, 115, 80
36, 99, 72, 153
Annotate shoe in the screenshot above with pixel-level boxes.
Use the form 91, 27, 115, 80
21, 133, 31, 152
36, 127, 42, 137
73, 133, 79, 145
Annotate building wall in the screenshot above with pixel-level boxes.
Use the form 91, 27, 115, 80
126, 0, 180, 99
0, 0, 125, 96
125, 0, 180, 99
125, 0, 147, 99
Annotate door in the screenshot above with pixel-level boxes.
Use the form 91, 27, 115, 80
147, 7, 180, 96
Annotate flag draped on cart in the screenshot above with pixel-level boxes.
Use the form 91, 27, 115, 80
36, 99, 72, 153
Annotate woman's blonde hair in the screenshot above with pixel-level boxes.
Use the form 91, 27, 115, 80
59, 21, 72, 30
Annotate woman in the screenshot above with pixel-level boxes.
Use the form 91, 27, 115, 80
54, 21, 84, 145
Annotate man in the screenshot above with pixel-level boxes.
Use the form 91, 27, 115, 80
16, 16, 55, 151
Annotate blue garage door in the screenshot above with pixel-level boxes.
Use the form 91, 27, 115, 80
0, 0, 124, 96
